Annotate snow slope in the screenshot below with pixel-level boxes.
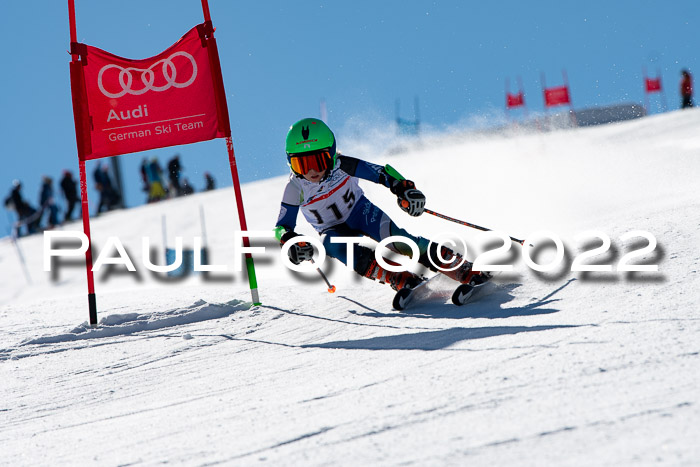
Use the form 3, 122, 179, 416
1, 110, 699, 465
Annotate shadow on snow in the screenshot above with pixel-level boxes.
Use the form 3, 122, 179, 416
302, 324, 582, 351
345, 279, 575, 321
303, 280, 580, 351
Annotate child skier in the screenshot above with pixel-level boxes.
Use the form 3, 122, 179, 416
274, 118, 489, 300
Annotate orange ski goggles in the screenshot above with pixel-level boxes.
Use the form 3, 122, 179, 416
289, 151, 332, 175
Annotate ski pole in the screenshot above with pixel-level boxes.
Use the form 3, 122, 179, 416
424, 208, 526, 246
299, 242, 336, 293
5, 216, 33, 285
310, 258, 336, 293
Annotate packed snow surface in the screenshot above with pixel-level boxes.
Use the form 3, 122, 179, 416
1, 110, 699, 465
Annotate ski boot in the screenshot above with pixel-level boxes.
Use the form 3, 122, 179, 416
363, 258, 423, 291
419, 244, 476, 283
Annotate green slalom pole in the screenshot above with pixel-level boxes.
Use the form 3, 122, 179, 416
245, 255, 261, 306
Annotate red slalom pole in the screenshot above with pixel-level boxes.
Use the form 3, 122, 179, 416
68, 0, 98, 326
424, 208, 526, 246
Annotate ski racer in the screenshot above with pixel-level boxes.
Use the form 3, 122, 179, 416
274, 117, 489, 294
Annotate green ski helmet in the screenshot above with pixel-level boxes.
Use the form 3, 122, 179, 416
285, 118, 337, 176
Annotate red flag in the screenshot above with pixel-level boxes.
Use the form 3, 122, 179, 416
544, 85, 571, 107
71, 25, 223, 160
506, 92, 524, 108
645, 78, 662, 93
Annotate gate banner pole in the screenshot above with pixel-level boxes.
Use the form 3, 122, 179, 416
78, 159, 98, 326
69, 0, 98, 326
201, 0, 261, 306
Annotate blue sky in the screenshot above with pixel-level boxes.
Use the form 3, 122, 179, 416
1, 1, 697, 236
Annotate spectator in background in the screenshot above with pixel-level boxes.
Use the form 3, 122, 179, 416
60, 170, 79, 221
681, 69, 693, 108
94, 163, 120, 213
204, 172, 216, 191
94, 163, 108, 213
39, 176, 60, 229
146, 157, 167, 202
4, 180, 40, 236
107, 164, 123, 210
167, 154, 183, 196
181, 178, 195, 196
139, 158, 150, 199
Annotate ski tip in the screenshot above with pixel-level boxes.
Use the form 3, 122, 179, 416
393, 287, 414, 311
451, 283, 474, 306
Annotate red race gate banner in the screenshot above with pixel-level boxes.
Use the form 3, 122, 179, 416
71, 24, 223, 160
68, 1, 260, 327
544, 85, 571, 107
506, 92, 524, 108
645, 78, 662, 93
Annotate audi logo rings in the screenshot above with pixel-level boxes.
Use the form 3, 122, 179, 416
97, 51, 198, 99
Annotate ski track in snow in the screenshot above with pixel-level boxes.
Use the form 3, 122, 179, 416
1, 111, 700, 465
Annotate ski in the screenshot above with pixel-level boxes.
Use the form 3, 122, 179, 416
451, 282, 481, 306
392, 287, 414, 311
392, 276, 433, 311
393, 271, 494, 311
451, 272, 494, 306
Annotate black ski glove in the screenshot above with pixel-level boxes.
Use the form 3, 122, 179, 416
280, 230, 314, 265
391, 179, 426, 217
